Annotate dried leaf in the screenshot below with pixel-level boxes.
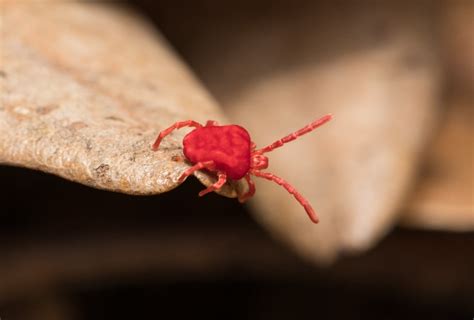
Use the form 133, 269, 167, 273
195, 2, 442, 262
403, 97, 474, 230
440, 0, 474, 95
0, 2, 240, 197
401, 0, 474, 231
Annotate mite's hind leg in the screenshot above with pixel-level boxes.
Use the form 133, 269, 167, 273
198, 171, 227, 196
252, 170, 319, 223
238, 174, 256, 203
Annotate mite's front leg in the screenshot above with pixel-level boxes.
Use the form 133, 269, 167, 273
178, 160, 215, 183
152, 120, 203, 150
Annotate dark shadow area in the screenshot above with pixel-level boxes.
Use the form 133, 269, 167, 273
132, 0, 440, 103
1, 165, 473, 319
0, 164, 256, 240
75, 279, 468, 320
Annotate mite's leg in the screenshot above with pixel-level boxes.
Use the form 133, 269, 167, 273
252, 170, 319, 223
205, 120, 219, 127
152, 120, 203, 150
178, 160, 215, 183
238, 174, 256, 203
250, 142, 257, 151
257, 114, 332, 154
198, 171, 227, 196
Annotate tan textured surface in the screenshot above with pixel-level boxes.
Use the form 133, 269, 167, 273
0, 2, 239, 197
403, 97, 474, 230
195, 2, 442, 262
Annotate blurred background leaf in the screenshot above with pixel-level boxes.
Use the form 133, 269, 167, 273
180, 0, 443, 262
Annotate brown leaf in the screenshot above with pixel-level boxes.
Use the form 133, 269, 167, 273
0, 2, 240, 197
403, 97, 474, 230
193, 2, 442, 262
440, 0, 474, 96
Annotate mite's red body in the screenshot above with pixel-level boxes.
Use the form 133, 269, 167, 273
183, 125, 251, 180
152, 116, 332, 223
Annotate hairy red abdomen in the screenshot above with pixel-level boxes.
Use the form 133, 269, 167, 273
183, 125, 251, 180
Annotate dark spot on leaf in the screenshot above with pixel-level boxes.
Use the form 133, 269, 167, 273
68, 121, 88, 130
94, 164, 110, 178
171, 155, 184, 162
105, 116, 124, 122
36, 104, 58, 115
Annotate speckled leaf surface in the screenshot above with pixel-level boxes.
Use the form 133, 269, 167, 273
0, 2, 239, 197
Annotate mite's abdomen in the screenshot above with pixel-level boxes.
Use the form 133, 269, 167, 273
183, 125, 251, 180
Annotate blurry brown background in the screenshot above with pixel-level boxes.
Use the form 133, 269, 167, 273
1, 0, 473, 319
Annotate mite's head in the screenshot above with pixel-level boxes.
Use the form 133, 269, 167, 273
250, 152, 268, 170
